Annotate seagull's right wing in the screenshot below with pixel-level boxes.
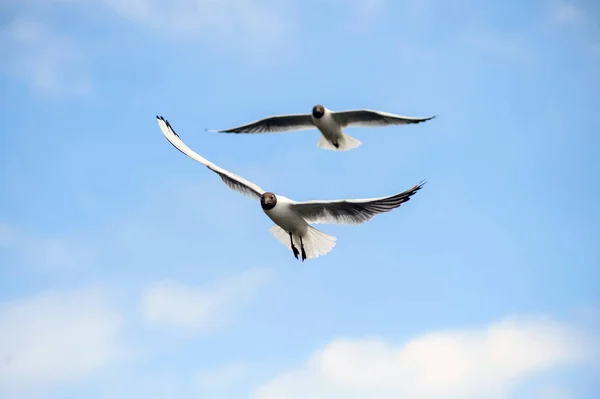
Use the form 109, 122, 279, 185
207, 113, 314, 134
290, 181, 426, 225
331, 109, 436, 128
157, 116, 265, 200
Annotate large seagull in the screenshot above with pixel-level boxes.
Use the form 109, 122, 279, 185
158, 116, 426, 261
206, 104, 436, 152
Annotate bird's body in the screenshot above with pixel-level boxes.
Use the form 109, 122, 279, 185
262, 195, 307, 236
310, 107, 345, 149
158, 116, 425, 261
261, 195, 337, 260
207, 104, 436, 151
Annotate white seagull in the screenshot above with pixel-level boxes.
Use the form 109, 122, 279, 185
158, 116, 426, 261
206, 104, 436, 152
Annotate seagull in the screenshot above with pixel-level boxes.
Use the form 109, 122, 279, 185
158, 116, 426, 261
206, 105, 436, 152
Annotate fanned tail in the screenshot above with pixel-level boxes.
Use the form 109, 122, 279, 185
317, 132, 362, 152
269, 225, 337, 260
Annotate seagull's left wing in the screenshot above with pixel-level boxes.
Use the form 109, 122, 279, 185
207, 113, 314, 134
157, 116, 265, 200
290, 181, 426, 225
331, 109, 436, 128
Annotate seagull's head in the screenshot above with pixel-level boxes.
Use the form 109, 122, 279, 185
312, 104, 325, 119
260, 192, 278, 210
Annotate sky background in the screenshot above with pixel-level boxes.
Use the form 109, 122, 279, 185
1, 0, 599, 398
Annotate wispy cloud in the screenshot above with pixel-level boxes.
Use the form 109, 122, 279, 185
1, 0, 297, 98
462, 29, 533, 63
549, 0, 584, 25
96, 0, 294, 55
345, 0, 388, 28
251, 314, 596, 399
0, 286, 125, 398
325, 0, 413, 33
141, 268, 272, 333
0, 222, 98, 271
544, 1, 600, 56
0, 16, 91, 98
536, 385, 574, 399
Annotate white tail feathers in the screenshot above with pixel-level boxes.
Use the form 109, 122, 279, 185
317, 132, 362, 151
269, 224, 337, 260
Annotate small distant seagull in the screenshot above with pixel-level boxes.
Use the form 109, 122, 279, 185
206, 104, 436, 151
158, 116, 426, 261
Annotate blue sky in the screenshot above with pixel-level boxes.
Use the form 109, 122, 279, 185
0, 0, 599, 398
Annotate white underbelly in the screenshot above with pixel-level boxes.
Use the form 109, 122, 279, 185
313, 115, 342, 141
264, 204, 308, 236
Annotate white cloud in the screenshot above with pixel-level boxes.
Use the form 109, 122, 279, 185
0, 16, 91, 98
250, 315, 595, 399
96, 0, 293, 54
535, 385, 573, 399
0, 286, 124, 398
0, 222, 98, 271
141, 268, 271, 332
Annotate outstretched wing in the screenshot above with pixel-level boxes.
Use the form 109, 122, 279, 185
290, 181, 426, 225
207, 113, 314, 134
157, 116, 265, 200
331, 109, 436, 128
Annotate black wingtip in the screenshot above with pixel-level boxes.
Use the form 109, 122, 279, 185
410, 115, 436, 124
156, 115, 179, 137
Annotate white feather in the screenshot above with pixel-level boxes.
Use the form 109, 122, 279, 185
269, 224, 336, 260
316, 132, 362, 151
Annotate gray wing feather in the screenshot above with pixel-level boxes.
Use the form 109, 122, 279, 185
208, 114, 314, 134
291, 181, 426, 225
331, 109, 436, 128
